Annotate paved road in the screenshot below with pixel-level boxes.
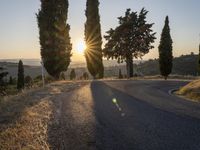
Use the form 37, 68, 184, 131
49, 80, 200, 150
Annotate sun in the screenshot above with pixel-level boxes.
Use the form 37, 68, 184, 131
76, 40, 86, 53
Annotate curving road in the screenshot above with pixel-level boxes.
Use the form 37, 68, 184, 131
49, 80, 200, 150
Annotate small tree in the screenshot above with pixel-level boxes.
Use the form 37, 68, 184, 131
158, 16, 173, 80
9, 76, 13, 85
25, 76, 33, 87
70, 69, 76, 80
60, 72, 66, 80
198, 43, 200, 75
17, 60, 24, 90
118, 69, 123, 79
104, 8, 156, 78
83, 72, 89, 80
0, 67, 8, 86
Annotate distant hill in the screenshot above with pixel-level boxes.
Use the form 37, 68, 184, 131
136, 54, 198, 76
0, 54, 198, 79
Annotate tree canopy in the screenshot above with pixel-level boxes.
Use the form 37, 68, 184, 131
158, 16, 173, 79
103, 8, 156, 77
17, 60, 24, 90
37, 0, 72, 79
85, 0, 104, 79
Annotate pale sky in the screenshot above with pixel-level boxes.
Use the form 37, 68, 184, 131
0, 0, 199, 61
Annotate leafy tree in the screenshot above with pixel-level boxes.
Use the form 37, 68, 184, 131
103, 8, 156, 78
85, 0, 104, 79
118, 69, 123, 79
158, 16, 173, 80
83, 72, 89, 80
17, 60, 24, 90
60, 72, 66, 80
70, 69, 76, 80
37, 0, 72, 79
0, 67, 8, 85
25, 76, 33, 87
9, 76, 14, 85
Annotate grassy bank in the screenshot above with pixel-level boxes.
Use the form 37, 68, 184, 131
0, 87, 53, 149
176, 79, 200, 102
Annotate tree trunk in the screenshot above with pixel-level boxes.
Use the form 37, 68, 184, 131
126, 55, 133, 78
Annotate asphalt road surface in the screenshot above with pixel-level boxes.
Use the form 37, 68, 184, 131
49, 80, 200, 150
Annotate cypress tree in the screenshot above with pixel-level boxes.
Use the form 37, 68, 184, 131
85, 0, 104, 79
198, 43, 200, 75
158, 16, 173, 80
118, 69, 123, 79
70, 69, 76, 80
37, 0, 72, 79
17, 60, 24, 90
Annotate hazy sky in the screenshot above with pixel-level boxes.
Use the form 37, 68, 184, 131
0, 0, 199, 61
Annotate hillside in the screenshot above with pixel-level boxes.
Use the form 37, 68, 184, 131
0, 54, 198, 79
177, 79, 200, 102
137, 54, 198, 76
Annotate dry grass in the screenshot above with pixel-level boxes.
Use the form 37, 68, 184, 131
0, 80, 86, 149
0, 87, 53, 149
176, 79, 200, 102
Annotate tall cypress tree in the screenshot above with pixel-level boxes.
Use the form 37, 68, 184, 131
158, 16, 173, 80
85, 0, 104, 79
198, 43, 200, 75
37, 0, 72, 79
17, 60, 24, 90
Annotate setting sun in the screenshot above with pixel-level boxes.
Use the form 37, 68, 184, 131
76, 40, 86, 53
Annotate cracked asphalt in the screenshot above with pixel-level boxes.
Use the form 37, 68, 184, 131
48, 80, 200, 150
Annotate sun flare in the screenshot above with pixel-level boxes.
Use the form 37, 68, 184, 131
76, 40, 86, 53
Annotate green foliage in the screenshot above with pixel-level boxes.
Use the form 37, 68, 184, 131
103, 8, 156, 78
83, 72, 89, 80
25, 76, 33, 87
85, 0, 104, 79
158, 16, 173, 79
37, 0, 72, 79
60, 72, 66, 80
9, 76, 14, 85
198, 44, 200, 75
118, 69, 123, 79
0, 67, 8, 86
17, 60, 24, 90
70, 69, 76, 80
137, 54, 198, 76
34, 75, 42, 81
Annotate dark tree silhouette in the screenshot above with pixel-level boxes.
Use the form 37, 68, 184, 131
0, 67, 8, 86
60, 72, 66, 80
17, 60, 24, 90
85, 0, 104, 79
25, 76, 33, 87
9, 76, 13, 85
118, 69, 123, 79
158, 16, 173, 80
83, 72, 89, 80
37, 0, 72, 79
104, 8, 156, 78
70, 69, 76, 80
198, 43, 200, 75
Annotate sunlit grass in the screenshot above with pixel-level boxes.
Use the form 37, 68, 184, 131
177, 79, 200, 102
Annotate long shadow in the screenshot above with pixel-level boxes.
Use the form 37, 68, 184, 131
90, 81, 200, 150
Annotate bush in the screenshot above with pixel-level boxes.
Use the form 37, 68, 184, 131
25, 76, 33, 87
70, 69, 76, 80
